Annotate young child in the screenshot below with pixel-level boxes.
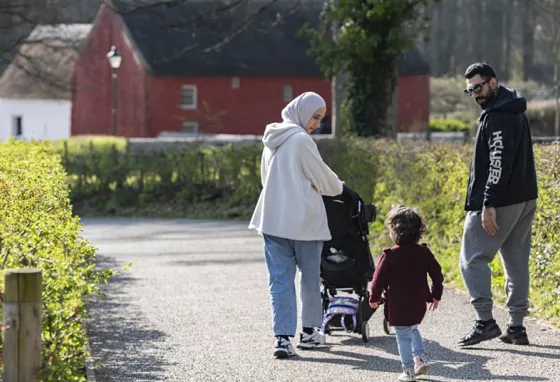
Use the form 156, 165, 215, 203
369, 205, 444, 382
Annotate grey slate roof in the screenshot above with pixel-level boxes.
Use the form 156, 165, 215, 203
0, 24, 92, 100
112, 0, 430, 77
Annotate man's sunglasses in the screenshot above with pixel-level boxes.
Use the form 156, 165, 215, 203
464, 80, 489, 96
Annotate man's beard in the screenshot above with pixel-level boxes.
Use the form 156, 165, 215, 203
475, 88, 497, 109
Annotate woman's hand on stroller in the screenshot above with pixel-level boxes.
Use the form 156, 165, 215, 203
428, 298, 439, 311
369, 300, 379, 309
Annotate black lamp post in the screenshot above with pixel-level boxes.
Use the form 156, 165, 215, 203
106, 46, 122, 136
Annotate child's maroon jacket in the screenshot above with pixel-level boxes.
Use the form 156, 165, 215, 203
369, 242, 444, 326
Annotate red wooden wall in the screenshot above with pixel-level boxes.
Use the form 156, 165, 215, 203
71, 5, 430, 138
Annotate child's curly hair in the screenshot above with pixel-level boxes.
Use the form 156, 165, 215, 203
385, 205, 427, 244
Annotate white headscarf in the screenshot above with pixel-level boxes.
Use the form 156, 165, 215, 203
281, 92, 326, 128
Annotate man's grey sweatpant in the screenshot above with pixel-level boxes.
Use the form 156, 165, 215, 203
459, 199, 537, 326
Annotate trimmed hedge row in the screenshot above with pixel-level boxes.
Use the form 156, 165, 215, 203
0, 140, 114, 381
60, 137, 560, 326
59, 138, 264, 219
427, 118, 470, 132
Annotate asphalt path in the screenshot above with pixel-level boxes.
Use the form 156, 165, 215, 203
81, 218, 560, 382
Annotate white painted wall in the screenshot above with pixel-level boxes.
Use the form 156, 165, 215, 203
0, 98, 71, 141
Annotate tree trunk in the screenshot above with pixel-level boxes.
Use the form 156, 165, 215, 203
475, 0, 485, 61
428, 4, 442, 76
332, 72, 347, 137
554, 14, 560, 137
503, 0, 513, 80
460, 0, 476, 72
445, 0, 458, 75
331, 8, 345, 138
386, 65, 399, 138
522, 0, 534, 81
485, 0, 504, 77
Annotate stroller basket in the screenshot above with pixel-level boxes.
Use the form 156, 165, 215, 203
321, 296, 359, 334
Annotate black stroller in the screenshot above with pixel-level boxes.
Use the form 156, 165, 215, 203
319, 185, 380, 342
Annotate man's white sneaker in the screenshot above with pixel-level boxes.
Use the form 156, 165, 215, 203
274, 336, 295, 359
296, 329, 325, 349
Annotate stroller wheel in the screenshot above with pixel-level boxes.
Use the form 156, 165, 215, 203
361, 321, 369, 343
382, 317, 393, 335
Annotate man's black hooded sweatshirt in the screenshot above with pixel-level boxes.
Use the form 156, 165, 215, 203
464, 86, 538, 211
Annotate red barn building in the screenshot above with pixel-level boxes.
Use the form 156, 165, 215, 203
71, 0, 430, 137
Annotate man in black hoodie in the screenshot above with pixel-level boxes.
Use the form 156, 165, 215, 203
458, 63, 538, 347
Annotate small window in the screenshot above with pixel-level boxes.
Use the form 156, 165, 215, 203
181, 85, 197, 109
182, 121, 199, 135
231, 76, 241, 89
12, 115, 23, 136
282, 84, 293, 102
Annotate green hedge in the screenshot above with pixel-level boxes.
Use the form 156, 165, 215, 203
60, 137, 560, 327
59, 138, 264, 219
0, 140, 114, 381
427, 118, 470, 132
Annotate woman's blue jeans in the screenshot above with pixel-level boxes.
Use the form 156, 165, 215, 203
263, 234, 323, 337
394, 325, 426, 369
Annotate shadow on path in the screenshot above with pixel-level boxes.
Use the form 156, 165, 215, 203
86, 255, 176, 381
288, 333, 548, 381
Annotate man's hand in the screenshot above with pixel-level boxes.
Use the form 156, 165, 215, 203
369, 301, 379, 309
482, 206, 499, 236
428, 298, 439, 311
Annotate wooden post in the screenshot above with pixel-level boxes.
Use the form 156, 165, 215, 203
3, 269, 42, 382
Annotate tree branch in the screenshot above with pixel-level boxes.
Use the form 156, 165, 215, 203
532, 0, 560, 14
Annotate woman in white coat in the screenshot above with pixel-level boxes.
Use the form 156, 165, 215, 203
249, 92, 343, 359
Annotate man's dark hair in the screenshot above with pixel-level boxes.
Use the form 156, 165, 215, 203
464, 63, 497, 80
385, 205, 427, 244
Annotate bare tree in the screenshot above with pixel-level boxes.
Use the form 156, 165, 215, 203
533, 0, 560, 137
102, 0, 301, 55
0, 0, 99, 79
2, 0, 291, 94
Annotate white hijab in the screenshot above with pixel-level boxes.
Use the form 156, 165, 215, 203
281, 92, 326, 129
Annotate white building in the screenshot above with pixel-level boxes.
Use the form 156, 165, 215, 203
0, 24, 91, 141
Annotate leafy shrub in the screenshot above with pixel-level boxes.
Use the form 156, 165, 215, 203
58, 137, 560, 326
427, 118, 470, 132
0, 140, 114, 380
525, 145, 560, 322
526, 100, 558, 136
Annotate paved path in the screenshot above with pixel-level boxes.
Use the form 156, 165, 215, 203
82, 218, 560, 382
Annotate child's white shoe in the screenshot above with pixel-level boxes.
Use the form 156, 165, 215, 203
398, 368, 416, 382
414, 354, 431, 376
